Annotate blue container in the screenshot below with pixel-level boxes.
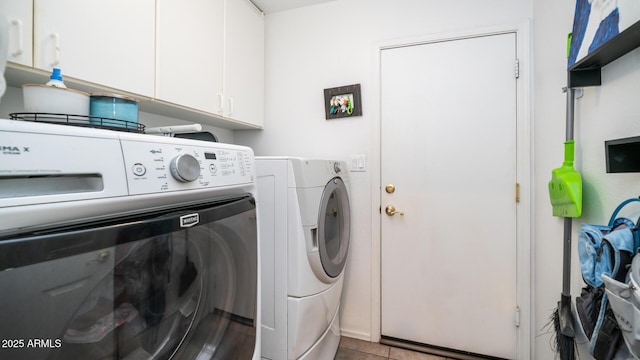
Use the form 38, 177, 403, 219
90, 93, 139, 129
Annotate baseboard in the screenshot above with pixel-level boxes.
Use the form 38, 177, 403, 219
339, 329, 371, 342
380, 336, 508, 360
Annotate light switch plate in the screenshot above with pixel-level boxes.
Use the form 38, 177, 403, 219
350, 154, 366, 172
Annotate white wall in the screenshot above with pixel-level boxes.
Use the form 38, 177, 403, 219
532, 1, 576, 359
235, 0, 533, 347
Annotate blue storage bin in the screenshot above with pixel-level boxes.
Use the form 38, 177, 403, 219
90, 93, 139, 129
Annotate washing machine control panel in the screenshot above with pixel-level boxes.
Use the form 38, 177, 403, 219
121, 139, 254, 195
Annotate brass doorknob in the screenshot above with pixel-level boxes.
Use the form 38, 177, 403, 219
385, 205, 404, 216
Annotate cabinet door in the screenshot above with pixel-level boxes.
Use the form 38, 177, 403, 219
0, 0, 33, 67
156, 0, 224, 115
224, 0, 264, 127
33, 0, 155, 97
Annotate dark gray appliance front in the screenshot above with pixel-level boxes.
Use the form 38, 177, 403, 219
0, 196, 257, 360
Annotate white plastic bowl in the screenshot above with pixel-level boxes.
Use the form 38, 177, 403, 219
22, 84, 90, 116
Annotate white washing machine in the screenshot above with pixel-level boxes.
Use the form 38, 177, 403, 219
256, 157, 351, 360
0, 119, 260, 360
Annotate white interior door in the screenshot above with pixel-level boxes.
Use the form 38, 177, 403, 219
380, 33, 518, 359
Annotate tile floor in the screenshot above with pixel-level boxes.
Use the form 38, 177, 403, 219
334, 337, 457, 360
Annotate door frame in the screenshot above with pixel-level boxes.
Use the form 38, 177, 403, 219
369, 22, 533, 359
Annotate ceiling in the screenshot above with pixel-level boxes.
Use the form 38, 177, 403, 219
250, 0, 335, 14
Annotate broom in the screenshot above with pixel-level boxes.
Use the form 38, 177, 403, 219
548, 87, 581, 360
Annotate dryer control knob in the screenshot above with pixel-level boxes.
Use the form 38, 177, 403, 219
170, 154, 201, 182
333, 162, 342, 174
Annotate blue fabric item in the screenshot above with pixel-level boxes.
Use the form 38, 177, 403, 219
589, 8, 620, 54
578, 224, 635, 288
568, 0, 620, 67
603, 228, 635, 277
569, 0, 591, 67
579, 224, 610, 288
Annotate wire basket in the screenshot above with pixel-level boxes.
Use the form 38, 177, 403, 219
9, 113, 146, 133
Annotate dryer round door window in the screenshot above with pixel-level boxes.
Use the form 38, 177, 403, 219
318, 177, 351, 278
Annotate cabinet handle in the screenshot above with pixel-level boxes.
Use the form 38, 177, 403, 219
228, 97, 234, 116
10, 19, 23, 57
50, 33, 60, 67
217, 93, 224, 115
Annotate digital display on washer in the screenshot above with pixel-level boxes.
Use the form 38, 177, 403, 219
205, 152, 217, 160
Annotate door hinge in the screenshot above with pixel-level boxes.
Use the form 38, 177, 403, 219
515, 59, 520, 79
515, 183, 520, 203
515, 306, 521, 327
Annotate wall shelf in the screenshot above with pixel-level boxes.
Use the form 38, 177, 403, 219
4, 64, 263, 131
568, 20, 640, 87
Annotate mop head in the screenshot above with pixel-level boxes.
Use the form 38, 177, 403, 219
549, 141, 582, 218
549, 300, 576, 360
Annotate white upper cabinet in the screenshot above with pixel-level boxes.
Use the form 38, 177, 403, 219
33, 0, 155, 97
4, 0, 263, 129
156, 0, 225, 115
0, 0, 33, 67
224, 0, 264, 127
156, 0, 264, 127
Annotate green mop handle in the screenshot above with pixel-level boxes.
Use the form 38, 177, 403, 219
563, 140, 575, 166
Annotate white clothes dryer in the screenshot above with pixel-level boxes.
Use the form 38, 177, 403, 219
256, 157, 350, 360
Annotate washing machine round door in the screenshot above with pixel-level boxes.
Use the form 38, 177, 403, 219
317, 177, 351, 278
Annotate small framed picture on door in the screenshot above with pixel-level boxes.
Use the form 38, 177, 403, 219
324, 84, 362, 120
